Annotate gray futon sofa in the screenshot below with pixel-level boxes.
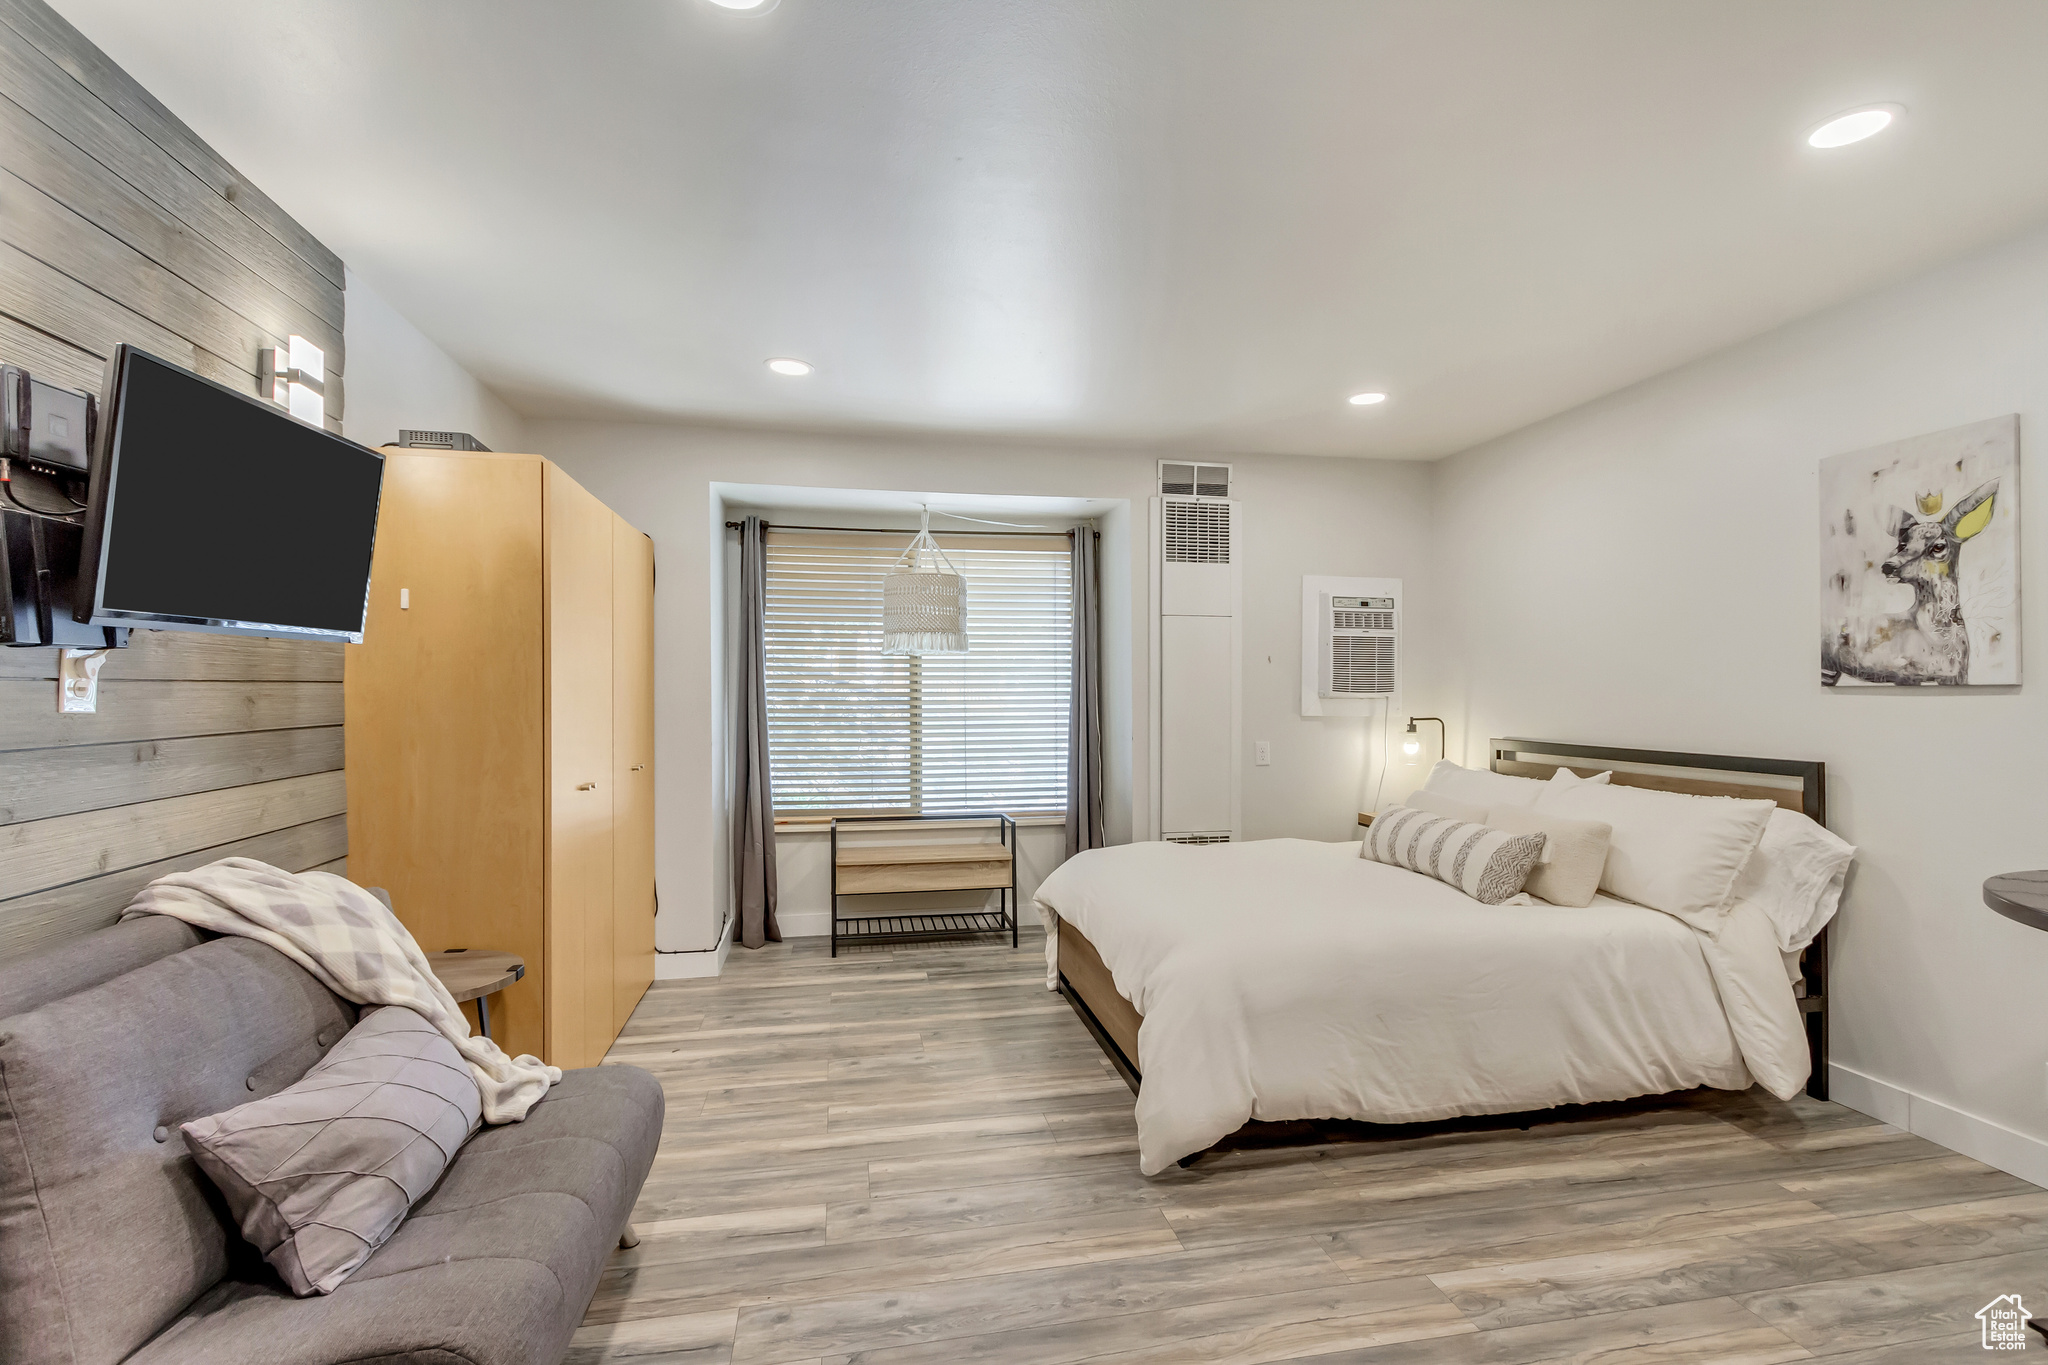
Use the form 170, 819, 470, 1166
0, 910, 664, 1365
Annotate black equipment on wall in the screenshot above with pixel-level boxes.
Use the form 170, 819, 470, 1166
0, 363, 123, 648
74, 345, 386, 644
0, 508, 125, 648
4, 365, 94, 475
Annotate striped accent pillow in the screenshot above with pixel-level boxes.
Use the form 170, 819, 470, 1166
1361, 806, 1548, 905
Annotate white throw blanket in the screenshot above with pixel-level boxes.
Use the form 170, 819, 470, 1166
122, 857, 559, 1123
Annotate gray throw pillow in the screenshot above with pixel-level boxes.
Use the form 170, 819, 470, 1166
181, 1006, 482, 1296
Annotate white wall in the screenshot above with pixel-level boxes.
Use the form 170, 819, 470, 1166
1428, 222, 2048, 1182
343, 268, 527, 453
525, 420, 1434, 954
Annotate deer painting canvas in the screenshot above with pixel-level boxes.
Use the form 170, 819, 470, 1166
1820, 415, 2019, 687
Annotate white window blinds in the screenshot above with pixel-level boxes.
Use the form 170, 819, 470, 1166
763, 530, 1073, 817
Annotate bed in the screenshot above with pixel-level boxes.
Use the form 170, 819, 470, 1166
1036, 739, 1834, 1175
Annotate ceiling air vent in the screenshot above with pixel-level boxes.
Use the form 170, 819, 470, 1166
1158, 461, 1231, 498
1163, 499, 1232, 564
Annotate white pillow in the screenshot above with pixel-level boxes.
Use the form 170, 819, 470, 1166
1534, 781, 1774, 929
1725, 807, 1855, 952
1487, 804, 1612, 908
1406, 788, 1488, 824
1420, 760, 1549, 809
1420, 760, 1612, 811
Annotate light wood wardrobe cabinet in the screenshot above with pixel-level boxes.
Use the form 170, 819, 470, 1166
345, 450, 656, 1070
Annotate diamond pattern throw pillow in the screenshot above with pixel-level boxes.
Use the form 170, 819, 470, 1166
181, 1005, 482, 1295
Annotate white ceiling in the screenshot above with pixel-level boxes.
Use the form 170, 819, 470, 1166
47, 0, 2048, 458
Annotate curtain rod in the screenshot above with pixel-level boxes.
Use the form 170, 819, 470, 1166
723, 519, 1096, 538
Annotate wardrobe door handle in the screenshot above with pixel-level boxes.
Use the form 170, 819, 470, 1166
577, 782, 597, 791
630, 764, 645, 772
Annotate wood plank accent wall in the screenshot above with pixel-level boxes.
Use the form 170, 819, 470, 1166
0, 1, 352, 967
0, 0, 345, 420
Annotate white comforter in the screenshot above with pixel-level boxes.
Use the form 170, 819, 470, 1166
1035, 839, 1809, 1175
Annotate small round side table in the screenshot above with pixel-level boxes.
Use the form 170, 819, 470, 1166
1984, 871, 2048, 934
425, 949, 525, 1041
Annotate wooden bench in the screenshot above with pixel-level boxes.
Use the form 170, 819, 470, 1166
829, 815, 1018, 954
833, 843, 1014, 894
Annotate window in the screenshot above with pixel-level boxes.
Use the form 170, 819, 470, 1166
763, 530, 1072, 817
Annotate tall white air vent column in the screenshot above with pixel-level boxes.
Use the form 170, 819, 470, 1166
1150, 463, 1241, 843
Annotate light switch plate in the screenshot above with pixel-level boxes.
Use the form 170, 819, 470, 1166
1254, 740, 1271, 766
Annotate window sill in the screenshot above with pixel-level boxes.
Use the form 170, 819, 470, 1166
774, 814, 1066, 835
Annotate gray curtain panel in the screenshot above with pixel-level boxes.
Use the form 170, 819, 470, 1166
1066, 528, 1105, 857
733, 516, 781, 947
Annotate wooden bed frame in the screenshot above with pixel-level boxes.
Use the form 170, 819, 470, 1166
1055, 738, 1831, 1107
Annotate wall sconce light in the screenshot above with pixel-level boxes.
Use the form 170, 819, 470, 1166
1402, 715, 1444, 765
259, 336, 325, 426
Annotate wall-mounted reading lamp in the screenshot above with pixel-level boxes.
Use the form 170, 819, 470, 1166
258, 336, 324, 426
1401, 716, 1444, 764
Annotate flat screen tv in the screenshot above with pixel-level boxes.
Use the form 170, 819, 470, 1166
75, 345, 385, 643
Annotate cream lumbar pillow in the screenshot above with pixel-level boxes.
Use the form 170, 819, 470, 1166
1486, 804, 1613, 907
1361, 806, 1547, 905
1535, 781, 1774, 929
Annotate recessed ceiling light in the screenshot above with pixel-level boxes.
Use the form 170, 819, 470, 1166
1348, 392, 1387, 406
1807, 104, 1902, 149
766, 357, 812, 376
705, 0, 779, 10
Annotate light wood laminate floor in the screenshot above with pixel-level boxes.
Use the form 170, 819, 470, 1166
571, 929, 2046, 1365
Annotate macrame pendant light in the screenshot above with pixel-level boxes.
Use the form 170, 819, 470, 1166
882, 507, 969, 655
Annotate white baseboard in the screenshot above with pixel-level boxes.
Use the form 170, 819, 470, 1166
1829, 1063, 2048, 1188
654, 912, 735, 979
778, 911, 830, 939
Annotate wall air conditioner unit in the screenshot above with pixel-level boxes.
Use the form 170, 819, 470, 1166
1301, 576, 1401, 717
1150, 461, 1240, 843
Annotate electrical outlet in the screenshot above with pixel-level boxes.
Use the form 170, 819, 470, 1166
56, 647, 110, 713
1254, 740, 1271, 766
